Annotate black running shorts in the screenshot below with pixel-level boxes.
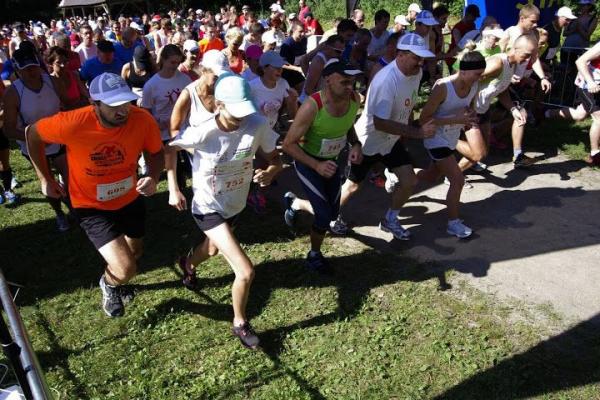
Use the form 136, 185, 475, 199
347, 139, 412, 183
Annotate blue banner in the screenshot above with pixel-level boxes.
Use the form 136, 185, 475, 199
466, 0, 563, 29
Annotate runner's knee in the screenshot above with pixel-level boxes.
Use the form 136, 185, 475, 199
235, 264, 255, 283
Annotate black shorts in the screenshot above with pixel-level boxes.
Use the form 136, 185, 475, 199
282, 69, 305, 88
576, 87, 600, 113
347, 139, 412, 183
426, 147, 454, 161
192, 212, 239, 241
75, 196, 146, 250
0, 129, 9, 151
477, 109, 492, 125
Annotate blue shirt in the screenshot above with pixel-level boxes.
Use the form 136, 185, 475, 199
114, 41, 142, 64
280, 36, 307, 65
80, 56, 124, 84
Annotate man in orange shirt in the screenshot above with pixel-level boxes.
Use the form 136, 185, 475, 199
26, 73, 164, 318
198, 21, 224, 55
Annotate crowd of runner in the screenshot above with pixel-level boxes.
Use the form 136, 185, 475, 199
1, 0, 599, 349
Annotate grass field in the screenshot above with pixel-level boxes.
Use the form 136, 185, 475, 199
1, 142, 599, 399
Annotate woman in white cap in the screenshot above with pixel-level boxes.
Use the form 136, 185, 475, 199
179, 39, 200, 80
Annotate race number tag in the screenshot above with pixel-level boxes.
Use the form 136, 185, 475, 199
211, 161, 253, 195
442, 125, 461, 138
96, 176, 134, 202
318, 136, 347, 158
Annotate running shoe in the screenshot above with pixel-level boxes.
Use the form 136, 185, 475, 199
178, 252, 197, 290
99, 275, 125, 317
329, 215, 349, 235
56, 214, 70, 232
444, 176, 473, 189
447, 219, 473, 239
383, 168, 398, 194
584, 153, 600, 167
0, 194, 3, 205
10, 177, 21, 190
305, 251, 334, 275
368, 171, 386, 188
3, 191, 20, 205
232, 322, 260, 349
119, 285, 135, 305
283, 192, 298, 230
379, 218, 411, 240
513, 153, 536, 169
471, 162, 487, 172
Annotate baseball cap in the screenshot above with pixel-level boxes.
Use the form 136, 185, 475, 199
556, 6, 577, 19
288, 12, 297, 19
408, 3, 422, 13
416, 10, 438, 26
322, 58, 362, 77
129, 21, 144, 32
195, 9, 203, 14
394, 15, 411, 26
201, 49, 231, 75
214, 75, 257, 118
183, 39, 199, 52
245, 44, 263, 60
12, 48, 40, 69
33, 26, 44, 36
481, 27, 505, 39
579, 0, 594, 4
270, 3, 285, 14
89, 73, 139, 106
152, 14, 162, 22
261, 30, 278, 44
396, 32, 435, 58
97, 40, 115, 53
242, 4, 250, 10
259, 51, 287, 68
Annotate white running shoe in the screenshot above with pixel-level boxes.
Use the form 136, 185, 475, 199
329, 215, 349, 235
384, 168, 399, 194
447, 219, 473, 239
379, 217, 411, 240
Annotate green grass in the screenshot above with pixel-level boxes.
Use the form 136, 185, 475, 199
1, 150, 599, 399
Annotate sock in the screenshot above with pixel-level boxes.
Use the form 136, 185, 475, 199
291, 198, 301, 211
0, 169, 12, 192
448, 218, 460, 226
591, 150, 600, 157
513, 149, 522, 158
386, 209, 400, 221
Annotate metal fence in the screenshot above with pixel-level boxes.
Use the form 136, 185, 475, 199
542, 46, 590, 109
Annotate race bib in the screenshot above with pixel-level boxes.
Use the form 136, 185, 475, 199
97, 176, 134, 202
318, 136, 347, 158
211, 161, 253, 195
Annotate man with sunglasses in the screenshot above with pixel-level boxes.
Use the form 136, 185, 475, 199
25, 73, 164, 318
333, 33, 436, 239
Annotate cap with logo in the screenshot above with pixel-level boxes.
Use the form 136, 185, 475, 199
408, 3, 422, 13
259, 51, 288, 68
322, 58, 362, 77
89, 73, 139, 106
214, 75, 257, 118
416, 10, 439, 26
201, 49, 232, 76
12, 48, 40, 69
556, 6, 577, 19
396, 32, 435, 58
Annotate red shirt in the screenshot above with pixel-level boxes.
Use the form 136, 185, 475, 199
446, 20, 476, 67
304, 18, 324, 35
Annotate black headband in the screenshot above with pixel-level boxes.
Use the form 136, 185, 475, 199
459, 59, 486, 71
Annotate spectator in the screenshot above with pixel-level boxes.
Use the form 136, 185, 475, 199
446, 4, 479, 69
368, 9, 391, 60
352, 9, 365, 28
562, 0, 597, 69
198, 21, 224, 54
406, 3, 422, 25
303, 12, 324, 36
542, 6, 576, 63
298, 0, 311, 23
75, 24, 97, 64
80, 40, 124, 85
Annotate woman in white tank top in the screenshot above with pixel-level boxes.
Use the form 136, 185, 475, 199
418, 50, 486, 239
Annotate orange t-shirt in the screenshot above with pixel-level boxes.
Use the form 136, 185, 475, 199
198, 38, 225, 55
36, 106, 162, 210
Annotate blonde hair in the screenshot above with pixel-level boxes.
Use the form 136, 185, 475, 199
519, 4, 540, 19
225, 27, 244, 45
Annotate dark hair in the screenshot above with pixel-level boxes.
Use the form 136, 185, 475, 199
433, 5, 450, 18
158, 43, 184, 69
356, 28, 370, 39
46, 46, 69, 65
374, 9, 390, 23
337, 18, 358, 34
461, 49, 484, 63
465, 4, 481, 17
249, 22, 264, 35
386, 31, 402, 46
324, 34, 344, 46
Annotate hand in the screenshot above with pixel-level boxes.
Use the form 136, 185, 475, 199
589, 82, 600, 94
253, 168, 275, 187
168, 188, 187, 211
348, 143, 363, 164
287, 87, 299, 99
136, 176, 157, 196
455, 107, 478, 126
511, 107, 527, 127
511, 74, 521, 84
315, 160, 338, 178
540, 77, 552, 94
41, 178, 66, 199
419, 119, 436, 139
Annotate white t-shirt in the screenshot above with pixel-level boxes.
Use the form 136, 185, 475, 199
248, 77, 290, 128
170, 114, 279, 218
75, 42, 97, 64
141, 71, 192, 140
367, 29, 390, 57
354, 61, 421, 156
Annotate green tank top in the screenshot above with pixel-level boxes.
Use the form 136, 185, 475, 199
299, 91, 359, 160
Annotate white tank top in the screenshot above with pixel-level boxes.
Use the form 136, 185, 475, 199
184, 80, 215, 129
475, 53, 515, 114
299, 52, 327, 103
13, 73, 61, 156
424, 76, 478, 150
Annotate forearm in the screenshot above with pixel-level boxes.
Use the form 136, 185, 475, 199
283, 142, 319, 170
498, 90, 515, 111
25, 126, 52, 182
164, 146, 179, 191
374, 117, 421, 138
146, 149, 165, 182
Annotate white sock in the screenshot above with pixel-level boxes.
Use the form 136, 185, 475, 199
513, 149, 522, 158
386, 209, 400, 221
290, 198, 301, 211
591, 150, 600, 157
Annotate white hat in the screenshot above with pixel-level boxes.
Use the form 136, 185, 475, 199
416, 10, 438, 26
408, 3, 422, 13
261, 30, 278, 44
396, 32, 435, 58
89, 73, 139, 106
33, 26, 44, 36
183, 39, 199, 52
195, 9, 203, 14
201, 49, 231, 76
129, 21, 144, 31
270, 3, 285, 14
481, 27, 505, 39
214, 75, 257, 118
394, 15, 410, 26
556, 6, 577, 19
288, 12, 297, 19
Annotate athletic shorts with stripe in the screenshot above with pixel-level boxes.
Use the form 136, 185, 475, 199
294, 159, 342, 234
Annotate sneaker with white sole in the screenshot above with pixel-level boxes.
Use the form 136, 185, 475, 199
384, 168, 399, 194
447, 219, 473, 239
99, 275, 125, 317
329, 215, 349, 235
379, 217, 411, 240
283, 192, 297, 230
471, 162, 487, 172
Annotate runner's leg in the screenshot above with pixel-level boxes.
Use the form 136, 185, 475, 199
390, 164, 417, 211
457, 126, 488, 172
99, 236, 138, 285
435, 156, 464, 220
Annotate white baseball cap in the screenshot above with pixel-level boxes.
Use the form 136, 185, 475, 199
481, 27, 505, 39
261, 30, 278, 44
270, 3, 285, 14
408, 3, 422, 13
396, 32, 435, 58
89, 73, 139, 106
183, 39, 199, 52
556, 6, 577, 19
394, 15, 410, 26
416, 10, 438, 26
201, 49, 231, 76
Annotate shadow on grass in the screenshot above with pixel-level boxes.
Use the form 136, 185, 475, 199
434, 313, 600, 400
